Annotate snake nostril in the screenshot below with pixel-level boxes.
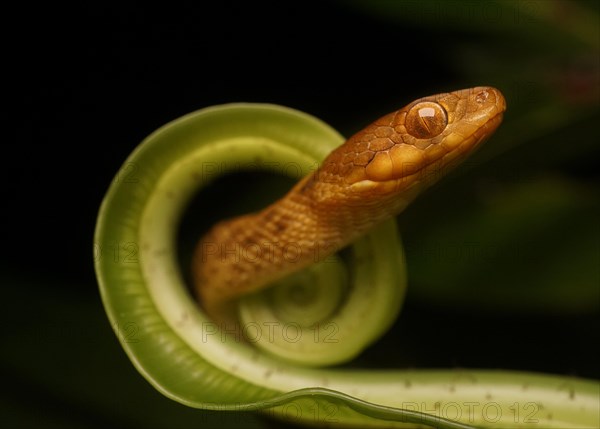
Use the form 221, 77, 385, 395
475, 90, 490, 104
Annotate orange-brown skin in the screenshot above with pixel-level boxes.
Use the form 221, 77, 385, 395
193, 87, 506, 319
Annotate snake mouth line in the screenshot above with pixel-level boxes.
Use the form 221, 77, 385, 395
472, 110, 505, 144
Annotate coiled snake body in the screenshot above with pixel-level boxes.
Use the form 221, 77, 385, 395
194, 87, 506, 319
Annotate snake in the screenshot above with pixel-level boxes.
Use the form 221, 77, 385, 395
193, 87, 505, 324
94, 87, 600, 428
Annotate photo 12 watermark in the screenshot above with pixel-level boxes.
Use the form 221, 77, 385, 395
201, 321, 339, 345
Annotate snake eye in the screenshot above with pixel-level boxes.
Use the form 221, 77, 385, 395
405, 102, 448, 139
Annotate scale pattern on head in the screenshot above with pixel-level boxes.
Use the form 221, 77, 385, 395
310, 87, 505, 201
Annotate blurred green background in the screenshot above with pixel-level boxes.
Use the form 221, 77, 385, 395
2, 1, 598, 428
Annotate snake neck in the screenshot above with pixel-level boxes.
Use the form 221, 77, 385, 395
192, 172, 413, 317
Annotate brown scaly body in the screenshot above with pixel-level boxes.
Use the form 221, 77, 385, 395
193, 87, 506, 318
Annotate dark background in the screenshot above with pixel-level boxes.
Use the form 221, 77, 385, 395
2, 1, 599, 428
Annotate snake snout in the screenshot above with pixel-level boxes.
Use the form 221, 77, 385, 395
472, 86, 507, 119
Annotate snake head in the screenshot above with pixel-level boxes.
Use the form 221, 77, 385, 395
319, 87, 506, 203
